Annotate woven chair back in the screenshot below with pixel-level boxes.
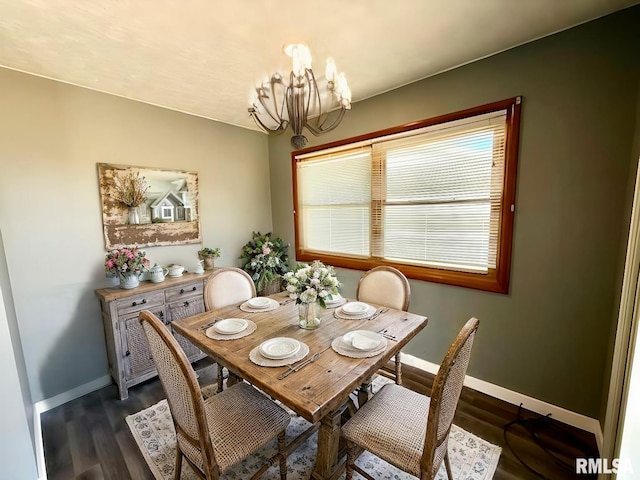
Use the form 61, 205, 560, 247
356, 266, 410, 311
204, 267, 256, 310
422, 317, 479, 477
138, 310, 217, 471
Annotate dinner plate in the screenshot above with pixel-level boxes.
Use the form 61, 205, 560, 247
259, 337, 301, 359
247, 297, 272, 309
343, 330, 383, 351
213, 318, 248, 335
341, 301, 370, 315
324, 294, 343, 305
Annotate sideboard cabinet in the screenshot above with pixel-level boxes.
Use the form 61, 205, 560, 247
95, 272, 213, 399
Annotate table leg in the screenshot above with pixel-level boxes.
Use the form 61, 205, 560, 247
357, 376, 372, 408
311, 404, 347, 480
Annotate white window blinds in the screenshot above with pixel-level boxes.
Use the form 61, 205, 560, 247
295, 108, 508, 274
298, 148, 371, 257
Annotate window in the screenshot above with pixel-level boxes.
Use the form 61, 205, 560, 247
292, 97, 521, 293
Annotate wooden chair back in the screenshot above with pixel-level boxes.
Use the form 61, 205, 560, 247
421, 317, 479, 477
139, 310, 220, 478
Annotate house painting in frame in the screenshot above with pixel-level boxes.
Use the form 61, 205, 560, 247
98, 163, 201, 249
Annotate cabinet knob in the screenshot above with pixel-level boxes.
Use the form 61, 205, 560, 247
192, 286, 197, 291
180, 288, 184, 294
184, 301, 190, 307
125, 350, 130, 356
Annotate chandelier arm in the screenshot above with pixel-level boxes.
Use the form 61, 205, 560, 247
306, 107, 347, 136
250, 109, 288, 135
270, 77, 289, 126
256, 84, 287, 129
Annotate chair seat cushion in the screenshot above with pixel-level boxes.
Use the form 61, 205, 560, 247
179, 382, 290, 472
342, 383, 430, 477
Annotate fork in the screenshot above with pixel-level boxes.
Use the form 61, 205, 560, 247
377, 328, 398, 341
197, 318, 221, 330
368, 308, 389, 320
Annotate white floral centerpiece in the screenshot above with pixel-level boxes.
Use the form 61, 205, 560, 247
283, 260, 341, 329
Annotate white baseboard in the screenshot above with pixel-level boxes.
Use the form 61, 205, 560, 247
33, 375, 112, 480
402, 354, 604, 453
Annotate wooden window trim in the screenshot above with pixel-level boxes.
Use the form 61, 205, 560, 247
291, 97, 522, 294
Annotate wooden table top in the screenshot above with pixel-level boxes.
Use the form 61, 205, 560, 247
172, 293, 428, 424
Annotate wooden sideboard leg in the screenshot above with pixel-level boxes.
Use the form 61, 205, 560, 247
118, 380, 129, 400
312, 404, 347, 480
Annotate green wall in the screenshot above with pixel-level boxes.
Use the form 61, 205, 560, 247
269, 7, 640, 418
0, 67, 272, 402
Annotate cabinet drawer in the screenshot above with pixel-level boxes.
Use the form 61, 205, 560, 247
165, 281, 204, 303
117, 291, 164, 316
166, 297, 205, 323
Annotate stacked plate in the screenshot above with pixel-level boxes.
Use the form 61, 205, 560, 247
335, 301, 376, 319
259, 337, 301, 359
247, 297, 272, 309
343, 330, 383, 351
212, 318, 248, 335
324, 293, 345, 308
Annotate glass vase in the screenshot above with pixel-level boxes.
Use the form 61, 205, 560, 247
298, 301, 322, 329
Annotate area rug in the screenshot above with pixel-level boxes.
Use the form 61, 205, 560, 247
126, 381, 501, 480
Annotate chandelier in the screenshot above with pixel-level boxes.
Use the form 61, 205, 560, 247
248, 43, 351, 149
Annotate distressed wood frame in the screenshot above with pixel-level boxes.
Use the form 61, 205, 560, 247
97, 163, 201, 249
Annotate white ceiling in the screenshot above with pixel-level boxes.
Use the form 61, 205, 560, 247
0, 0, 637, 132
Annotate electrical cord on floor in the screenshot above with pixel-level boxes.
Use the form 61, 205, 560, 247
503, 403, 596, 479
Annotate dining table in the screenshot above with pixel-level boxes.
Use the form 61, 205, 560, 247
171, 292, 428, 480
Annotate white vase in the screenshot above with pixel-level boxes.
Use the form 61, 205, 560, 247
119, 273, 140, 289
105, 272, 120, 287
298, 301, 322, 329
128, 207, 140, 225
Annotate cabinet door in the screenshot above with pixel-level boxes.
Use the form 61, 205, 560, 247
167, 297, 205, 358
121, 307, 165, 380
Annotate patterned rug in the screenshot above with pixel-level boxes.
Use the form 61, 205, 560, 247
126, 380, 501, 480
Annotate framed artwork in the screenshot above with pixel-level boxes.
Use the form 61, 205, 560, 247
97, 163, 201, 249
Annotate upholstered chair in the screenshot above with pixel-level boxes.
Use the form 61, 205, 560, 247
204, 267, 256, 311
203, 267, 256, 390
138, 310, 290, 480
342, 317, 479, 480
356, 266, 410, 383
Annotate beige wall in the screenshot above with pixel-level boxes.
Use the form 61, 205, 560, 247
0, 68, 272, 402
269, 7, 640, 417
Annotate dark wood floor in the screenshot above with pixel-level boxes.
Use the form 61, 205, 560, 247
41, 359, 598, 480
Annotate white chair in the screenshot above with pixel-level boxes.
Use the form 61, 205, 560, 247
139, 310, 290, 480
204, 267, 256, 391
356, 266, 410, 383
204, 267, 256, 311
342, 317, 480, 480
204, 267, 256, 392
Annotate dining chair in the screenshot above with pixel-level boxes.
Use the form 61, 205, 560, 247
139, 310, 290, 480
356, 266, 410, 384
204, 266, 256, 311
204, 267, 256, 390
342, 317, 479, 480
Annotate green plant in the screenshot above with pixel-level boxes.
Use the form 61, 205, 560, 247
240, 232, 290, 293
198, 247, 221, 257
